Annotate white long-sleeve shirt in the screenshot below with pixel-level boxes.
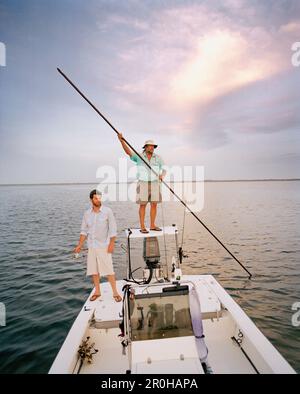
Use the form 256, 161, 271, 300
80, 206, 117, 249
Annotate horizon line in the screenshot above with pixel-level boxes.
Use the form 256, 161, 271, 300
0, 178, 300, 186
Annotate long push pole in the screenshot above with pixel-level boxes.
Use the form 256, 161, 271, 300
57, 67, 252, 279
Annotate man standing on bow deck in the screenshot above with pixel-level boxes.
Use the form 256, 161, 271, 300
74, 189, 122, 302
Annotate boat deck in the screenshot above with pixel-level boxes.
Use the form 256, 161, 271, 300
77, 276, 256, 374
79, 327, 129, 374
78, 313, 257, 374
49, 275, 295, 374
203, 313, 256, 374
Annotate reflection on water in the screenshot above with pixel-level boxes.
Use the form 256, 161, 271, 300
0, 181, 299, 373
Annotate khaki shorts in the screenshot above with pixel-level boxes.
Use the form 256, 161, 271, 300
136, 181, 162, 204
86, 248, 115, 276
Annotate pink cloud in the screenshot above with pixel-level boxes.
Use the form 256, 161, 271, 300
98, 3, 300, 147
109, 5, 294, 104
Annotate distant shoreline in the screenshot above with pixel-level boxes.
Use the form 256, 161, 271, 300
0, 179, 299, 186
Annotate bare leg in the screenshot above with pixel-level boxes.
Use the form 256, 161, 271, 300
107, 274, 122, 302
90, 274, 101, 301
139, 203, 147, 229
150, 202, 157, 228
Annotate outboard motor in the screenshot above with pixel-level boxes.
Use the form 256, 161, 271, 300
142, 237, 164, 283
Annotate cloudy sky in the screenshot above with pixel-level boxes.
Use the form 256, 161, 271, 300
0, 0, 299, 183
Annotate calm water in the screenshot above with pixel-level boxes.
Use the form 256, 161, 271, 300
0, 181, 299, 373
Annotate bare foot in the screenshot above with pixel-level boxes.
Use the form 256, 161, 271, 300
150, 226, 162, 231
113, 294, 122, 302
90, 293, 101, 301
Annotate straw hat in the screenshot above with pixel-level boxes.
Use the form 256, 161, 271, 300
143, 139, 158, 149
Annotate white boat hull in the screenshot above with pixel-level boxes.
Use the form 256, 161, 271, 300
49, 275, 295, 374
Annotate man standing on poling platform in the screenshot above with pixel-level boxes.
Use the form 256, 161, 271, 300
118, 134, 166, 234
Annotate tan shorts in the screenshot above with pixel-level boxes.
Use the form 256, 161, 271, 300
86, 248, 115, 276
136, 181, 162, 204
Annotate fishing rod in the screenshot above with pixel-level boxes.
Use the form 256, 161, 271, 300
57, 67, 253, 279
